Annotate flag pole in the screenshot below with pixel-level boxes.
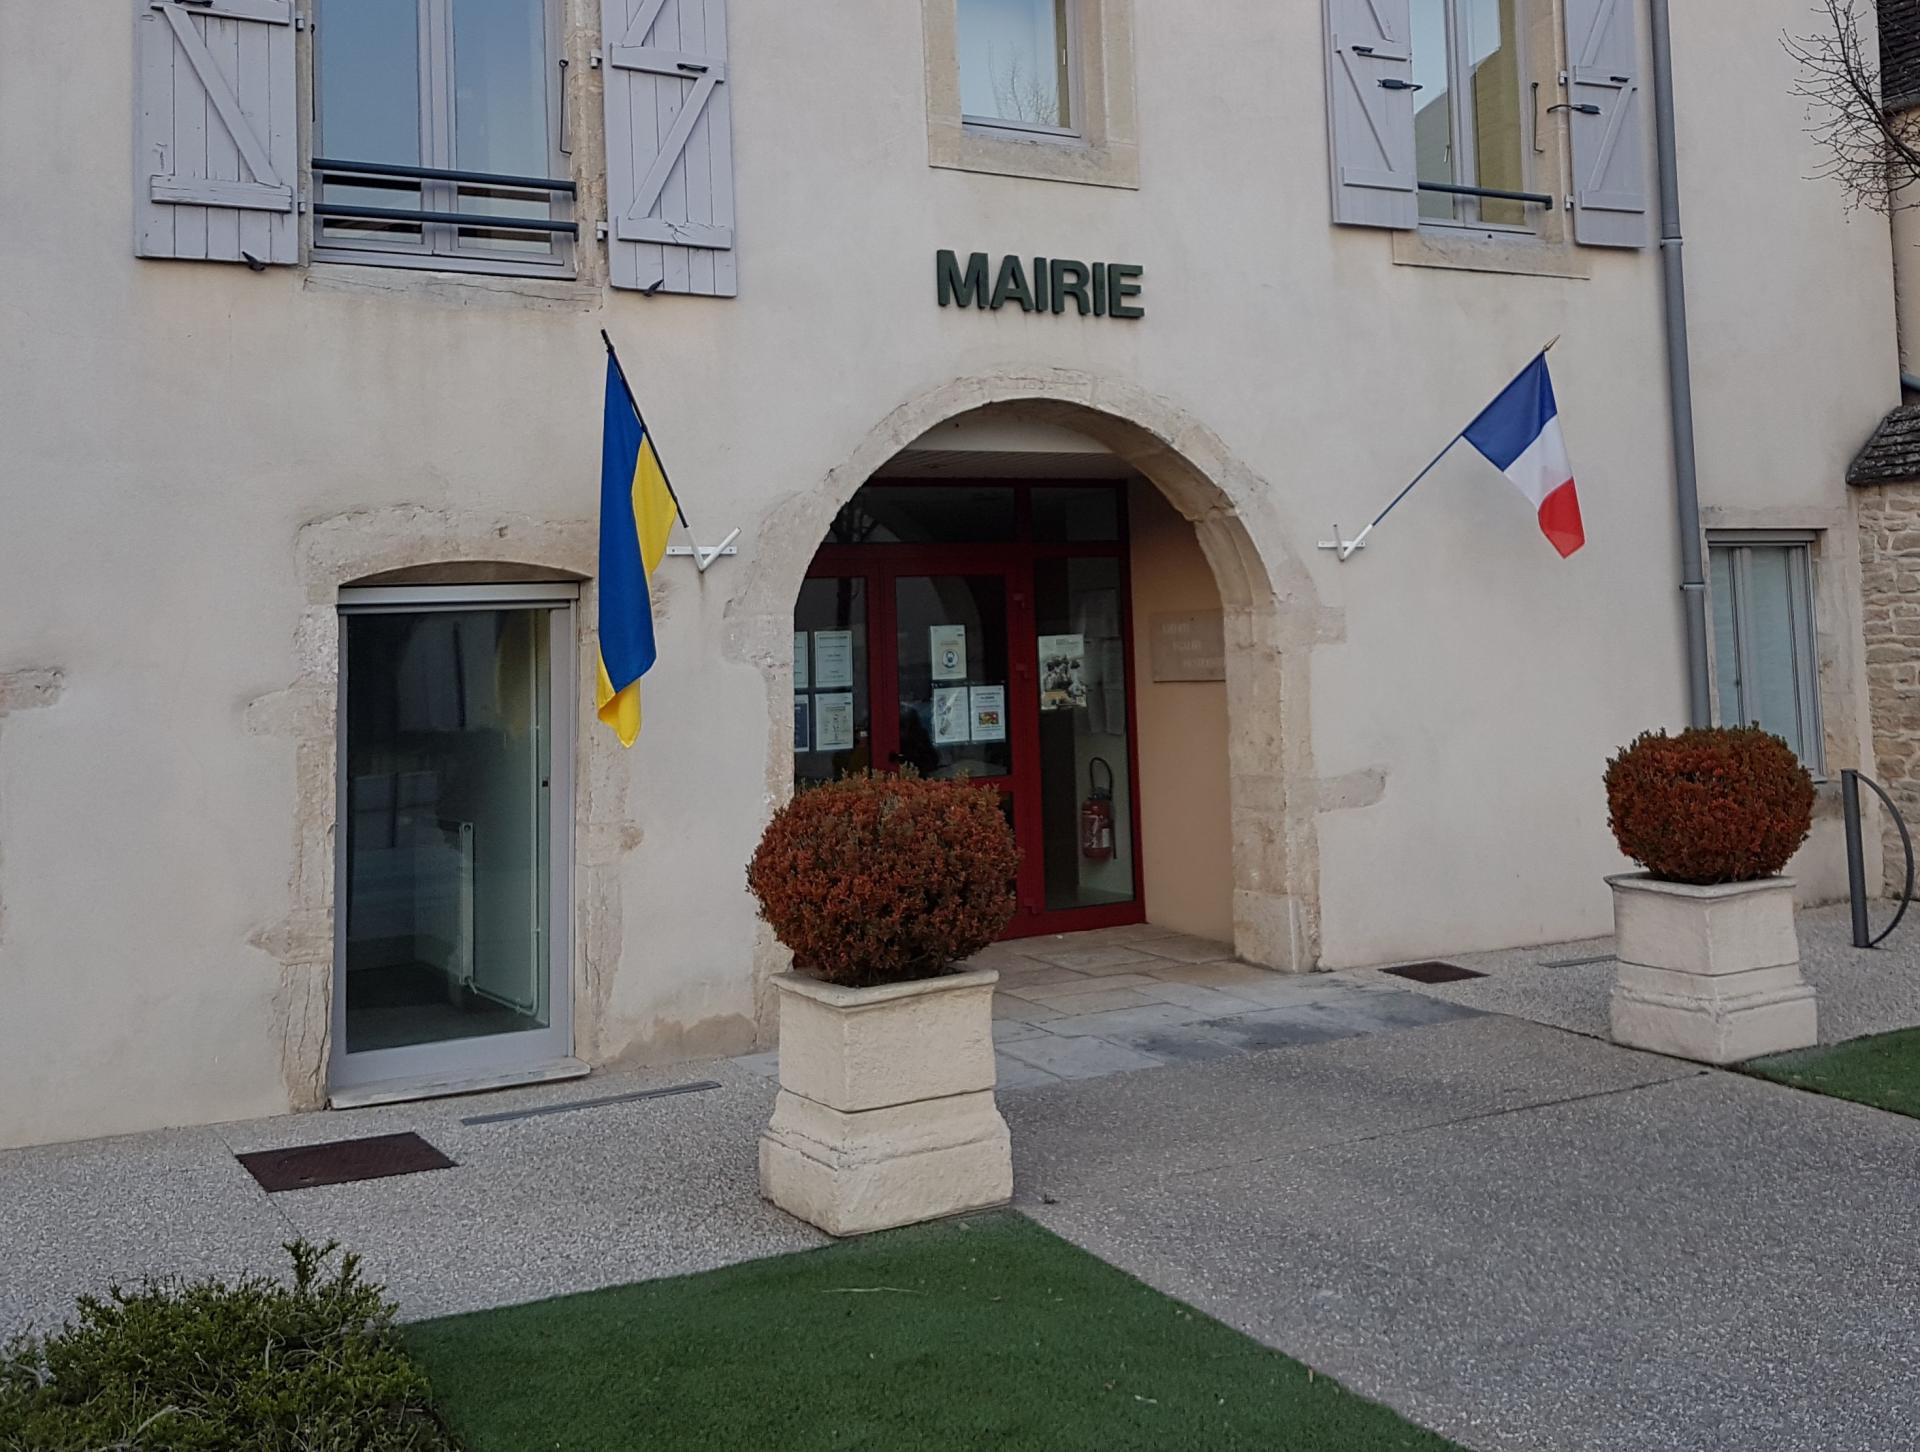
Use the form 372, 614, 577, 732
1337, 432, 1465, 561
1333, 336, 1561, 562
600, 328, 690, 530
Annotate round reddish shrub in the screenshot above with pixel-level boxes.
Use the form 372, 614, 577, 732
747, 773, 1020, 986
1604, 727, 1814, 885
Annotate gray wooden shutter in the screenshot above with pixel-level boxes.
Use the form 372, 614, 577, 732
602, 0, 737, 296
1323, 0, 1418, 230
134, 0, 297, 265
1565, 0, 1649, 248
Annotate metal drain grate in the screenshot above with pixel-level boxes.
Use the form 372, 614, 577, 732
237, 1131, 455, 1193
460, 1080, 721, 1126
1382, 960, 1487, 985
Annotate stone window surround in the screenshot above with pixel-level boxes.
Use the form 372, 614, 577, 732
1392, 0, 1592, 281
922, 0, 1139, 190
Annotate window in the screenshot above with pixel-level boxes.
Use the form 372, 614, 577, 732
925, 0, 1136, 188
1410, 0, 1530, 228
956, 0, 1077, 136
312, 0, 573, 276
1710, 540, 1824, 772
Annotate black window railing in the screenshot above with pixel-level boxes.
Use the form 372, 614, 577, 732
311, 158, 579, 236
1418, 180, 1554, 207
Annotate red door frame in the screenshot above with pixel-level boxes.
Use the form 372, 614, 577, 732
802, 481, 1147, 940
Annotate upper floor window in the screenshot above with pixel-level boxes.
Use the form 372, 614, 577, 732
956, 0, 1078, 136
312, 0, 573, 276
1411, 0, 1530, 229
1710, 538, 1825, 774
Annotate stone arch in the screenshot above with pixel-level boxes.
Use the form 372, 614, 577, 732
730, 371, 1336, 975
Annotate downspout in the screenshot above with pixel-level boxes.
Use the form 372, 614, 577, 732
1649, 0, 1713, 728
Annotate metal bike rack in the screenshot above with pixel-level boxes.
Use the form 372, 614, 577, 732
1842, 769, 1916, 949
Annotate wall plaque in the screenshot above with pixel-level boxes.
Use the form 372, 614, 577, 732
1149, 611, 1225, 683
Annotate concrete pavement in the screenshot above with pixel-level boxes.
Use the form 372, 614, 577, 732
7, 914, 1920, 1450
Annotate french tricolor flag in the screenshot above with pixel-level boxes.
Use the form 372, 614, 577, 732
1462, 355, 1585, 558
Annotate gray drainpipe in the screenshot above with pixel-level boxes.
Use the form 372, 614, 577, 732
1903, 371, 1920, 393
1649, 0, 1713, 729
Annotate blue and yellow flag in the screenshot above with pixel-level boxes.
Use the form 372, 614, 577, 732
596, 356, 679, 747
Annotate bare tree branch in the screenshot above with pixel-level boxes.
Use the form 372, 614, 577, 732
1785, 0, 1920, 212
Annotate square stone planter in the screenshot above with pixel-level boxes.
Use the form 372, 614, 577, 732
1607, 873, 1817, 1064
759, 967, 1011, 1237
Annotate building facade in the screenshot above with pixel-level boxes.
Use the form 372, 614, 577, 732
0, 0, 1902, 1148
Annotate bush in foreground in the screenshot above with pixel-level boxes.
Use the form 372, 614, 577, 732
1605, 727, 1814, 885
748, 772, 1020, 986
0, 1241, 454, 1451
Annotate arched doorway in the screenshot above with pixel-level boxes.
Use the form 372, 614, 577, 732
737, 378, 1325, 974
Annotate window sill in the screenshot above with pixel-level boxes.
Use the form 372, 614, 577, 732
303, 260, 599, 312
928, 117, 1137, 189
1391, 225, 1591, 281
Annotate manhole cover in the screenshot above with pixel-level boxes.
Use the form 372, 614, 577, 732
1383, 960, 1486, 985
237, 1131, 455, 1193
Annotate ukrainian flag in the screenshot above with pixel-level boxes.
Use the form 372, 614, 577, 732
596, 355, 679, 747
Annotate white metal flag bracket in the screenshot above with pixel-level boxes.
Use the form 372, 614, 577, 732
665, 527, 741, 573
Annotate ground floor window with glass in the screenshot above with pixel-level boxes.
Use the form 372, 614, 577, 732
796, 481, 1141, 938
1709, 537, 1824, 773
332, 585, 576, 1096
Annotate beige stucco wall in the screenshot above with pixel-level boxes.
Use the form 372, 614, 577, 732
1128, 481, 1233, 942
0, 0, 1899, 1146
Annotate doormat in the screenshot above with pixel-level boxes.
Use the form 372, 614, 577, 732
1382, 960, 1487, 985
237, 1131, 456, 1193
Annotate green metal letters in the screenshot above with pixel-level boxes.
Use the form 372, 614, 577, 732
936, 250, 1142, 320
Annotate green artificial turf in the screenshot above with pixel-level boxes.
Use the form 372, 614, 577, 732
1745, 1025, 1920, 1118
406, 1212, 1460, 1451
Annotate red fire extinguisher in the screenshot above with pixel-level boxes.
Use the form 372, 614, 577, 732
1080, 757, 1116, 861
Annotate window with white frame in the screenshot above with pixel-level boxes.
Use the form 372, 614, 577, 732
312, 0, 573, 276
1709, 539, 1825, 773
1410, 0, 1531, 228
956, 0, 1079, 136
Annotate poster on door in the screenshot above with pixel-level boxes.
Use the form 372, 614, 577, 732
793, 632, 810, 690
793, 697, 811, 752
969, 685, 1007, 743
929, 624, 967, 682
1037, 634, 1087, 712
813, 631, 854, 689
932, 686, 969, 745
814, 692, 855, 752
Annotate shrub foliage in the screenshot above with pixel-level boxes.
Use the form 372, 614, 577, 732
748, 773, 1020, 986
0, 1241, 454, 1451
1605, 727, 1815, 885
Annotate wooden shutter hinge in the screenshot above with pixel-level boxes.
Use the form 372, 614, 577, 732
589, 48, 603, 69
596, 221, 609, 240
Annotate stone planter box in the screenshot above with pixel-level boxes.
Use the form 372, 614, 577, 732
759, 967, 1011, 1237
1607, 873, 1817, 1064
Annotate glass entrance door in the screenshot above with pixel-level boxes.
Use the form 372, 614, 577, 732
332, 584, 575, 1098
797, 481, 1144, 939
